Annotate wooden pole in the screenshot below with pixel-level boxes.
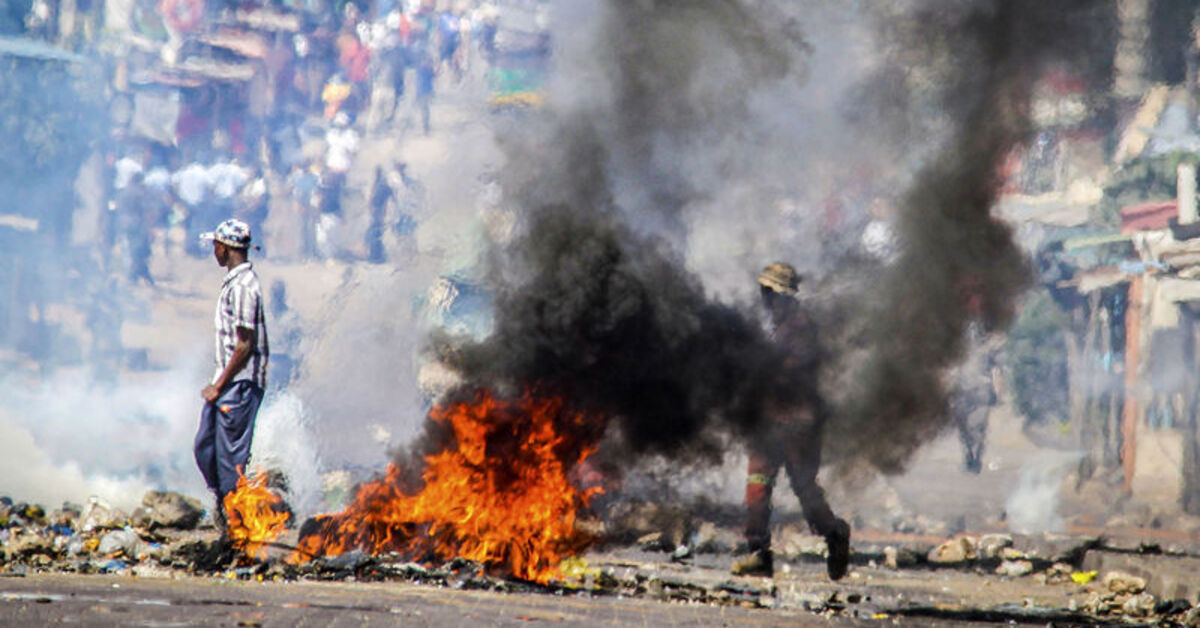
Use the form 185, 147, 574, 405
1121, 275, 1142, 494
1181, 306, 1200, 514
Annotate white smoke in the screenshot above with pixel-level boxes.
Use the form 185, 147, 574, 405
296, 263, 442, 470
1004, 453, 1081, 534
0, 359, 211, 511
248, 391, 324, 520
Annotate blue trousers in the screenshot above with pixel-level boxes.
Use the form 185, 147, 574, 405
194, 380, 264, 497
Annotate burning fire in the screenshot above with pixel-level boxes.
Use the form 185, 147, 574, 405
293, 390, 603, 583
224, 469, 290, 560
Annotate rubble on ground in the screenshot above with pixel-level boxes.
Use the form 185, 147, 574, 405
0, 493, 198, 577
1103, 569, 1147, 595
928, 535, 978, 563
2, 492, 1200, 624
131, 492, 204, 531
994, 558, 1033, 577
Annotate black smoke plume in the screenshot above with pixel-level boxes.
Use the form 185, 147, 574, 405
404, 0, 815, 475
401, 0, 1117, 484
826, 0, 1117, 476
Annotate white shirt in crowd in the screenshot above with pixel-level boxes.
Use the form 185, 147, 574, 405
325, 127, 360, 174
113, 156, 144, 190
171, 162, 210, 207
144, 167, 171, 193
209, 160, 251, 200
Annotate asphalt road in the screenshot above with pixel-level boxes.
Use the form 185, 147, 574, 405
0, 573, 848, 627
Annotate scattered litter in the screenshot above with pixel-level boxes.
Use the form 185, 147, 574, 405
1071, 570, 1097, 585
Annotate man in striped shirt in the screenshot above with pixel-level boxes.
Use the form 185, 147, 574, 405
195, 218, 269, 529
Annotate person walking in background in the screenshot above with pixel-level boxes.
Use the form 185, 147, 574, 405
117, 172, 156, 286
415, 53, 435, 135
366, 165, 393, 264
732, 262, 850, 581
288, 162, 322, 260
436, 5, 462, 80
268, 279, 302, 391
384, 8, 411, 122
318, 113, 359, 259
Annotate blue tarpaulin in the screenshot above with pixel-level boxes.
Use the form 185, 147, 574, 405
0, 36, 87, 63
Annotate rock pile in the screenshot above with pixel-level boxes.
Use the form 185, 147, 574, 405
1075, 569, 1200, 623
0, 493, 205, 576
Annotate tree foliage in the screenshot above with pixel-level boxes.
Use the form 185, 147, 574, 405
1007, 290, 1071, 426
1093, 150, 1199, 227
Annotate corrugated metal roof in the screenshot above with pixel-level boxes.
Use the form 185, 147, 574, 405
0, 36, 87, 64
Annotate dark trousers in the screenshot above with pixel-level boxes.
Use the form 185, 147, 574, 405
194, 380, 264, 497
951, 384, 994, 474
744, 408, 841, 552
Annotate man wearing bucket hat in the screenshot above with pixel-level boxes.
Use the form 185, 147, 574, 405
732, 262, 850, 580
195, 218, 269, 531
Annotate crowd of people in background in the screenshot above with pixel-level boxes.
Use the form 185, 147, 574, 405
0, 0, 536, 381
98, 0, 512, 287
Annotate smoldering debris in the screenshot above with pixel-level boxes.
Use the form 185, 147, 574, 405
4, 490, 1200, 625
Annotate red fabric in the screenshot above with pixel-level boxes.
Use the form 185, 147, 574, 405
1120, 200, 1177, 234
744, 452, 776, 551
348, 48, 371, 84
176, 105, 210, 143
228, 118, 246, 156
398, 14, 412, 44
159, 0, 204, 33
337, 34, 372, 84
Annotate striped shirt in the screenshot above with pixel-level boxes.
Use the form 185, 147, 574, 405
212, 262, 269, 389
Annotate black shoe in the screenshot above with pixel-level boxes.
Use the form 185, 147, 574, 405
825, 519, 850, 581
965, 456, 982, 474
212, 496, 228, 535
732, 549, 774, 577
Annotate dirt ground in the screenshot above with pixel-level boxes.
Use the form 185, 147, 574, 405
0, 572, 819, 628
0, 557, 1109, 628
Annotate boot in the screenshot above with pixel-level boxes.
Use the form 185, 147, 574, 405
731, 548, 773, 577
825, 519, 851, 581
212, 495, 228, 537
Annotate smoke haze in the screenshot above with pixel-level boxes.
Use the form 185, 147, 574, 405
423, 1, 967, 471
0, 0, 1126, 514
424, 0, 1126, 487
427, 0, 828, 470
828, 0, 1117, 476
0, 365, 209, 511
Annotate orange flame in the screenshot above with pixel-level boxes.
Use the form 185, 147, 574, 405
224, 469, 290, 560
292, 390, 603, 583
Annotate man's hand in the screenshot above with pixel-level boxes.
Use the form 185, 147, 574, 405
204, 327, 254, 404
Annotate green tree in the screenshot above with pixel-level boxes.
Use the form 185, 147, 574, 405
1007, 291, 1071, 428
1094, 151, 1199, 227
